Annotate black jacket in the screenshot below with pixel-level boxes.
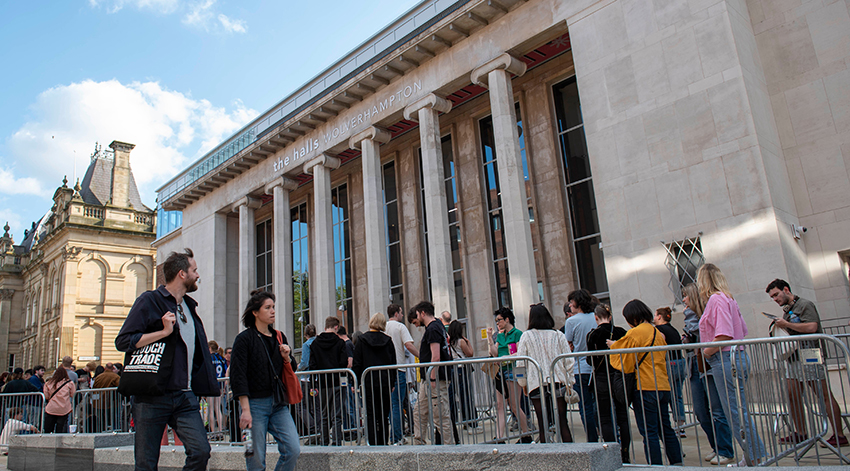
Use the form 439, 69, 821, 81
307, 332, 348, 388
586, 323, 628, 372
115, 286, 220, 397
230, 327, 294, 401
352, 331, 397, 389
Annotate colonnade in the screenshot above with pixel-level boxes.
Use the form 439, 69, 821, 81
230, 52, 540, 336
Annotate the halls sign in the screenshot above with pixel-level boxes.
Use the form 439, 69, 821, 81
273, 80, 422, 173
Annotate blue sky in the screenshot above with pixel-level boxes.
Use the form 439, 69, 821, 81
0, 0, 420, 239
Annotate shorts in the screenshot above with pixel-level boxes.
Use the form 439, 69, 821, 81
784, 360, 826, 382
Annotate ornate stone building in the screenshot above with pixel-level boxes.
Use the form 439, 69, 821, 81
0, 141, 156, 371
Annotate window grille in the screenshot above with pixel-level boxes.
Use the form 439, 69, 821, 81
663, 235, 704, 306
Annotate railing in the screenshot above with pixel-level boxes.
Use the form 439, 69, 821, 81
548, 334, 850, 466
7, 333, 848, 468
0, 392, 44, 448
71, 387, 132, 433
84, 207, 104, 219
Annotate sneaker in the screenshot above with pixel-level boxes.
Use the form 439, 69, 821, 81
704, 451, 717, 462
516, 435, 533, 444
711, 455, 734, 465
778, 432, 807, 444
678, 430, 687, 438
466, 424, 481, 435
820, 435, 849, 448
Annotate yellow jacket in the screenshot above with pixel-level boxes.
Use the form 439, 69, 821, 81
609, 322, 670, 391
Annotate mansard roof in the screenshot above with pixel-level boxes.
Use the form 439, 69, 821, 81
80, 152, 150, 211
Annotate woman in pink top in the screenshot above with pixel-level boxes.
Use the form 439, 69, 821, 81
43, 366, 76, 433
697, 263, 766, 466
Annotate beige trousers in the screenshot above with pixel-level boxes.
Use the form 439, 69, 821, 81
412, 379, 455, 445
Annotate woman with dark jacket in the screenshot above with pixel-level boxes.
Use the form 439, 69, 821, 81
586, 304, 630, 463
352, 313, 396, 446
230, 290, 300, 471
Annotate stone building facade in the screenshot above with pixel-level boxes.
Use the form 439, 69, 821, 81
155, 0, 850, 354
0, 141, 156, 371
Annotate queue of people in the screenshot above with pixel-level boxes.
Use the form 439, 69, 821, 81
36, 247, 832, 471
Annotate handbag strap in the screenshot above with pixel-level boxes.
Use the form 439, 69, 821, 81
636, 328, 657, 368
46, 379, 71, 404
257, 330, 283, 380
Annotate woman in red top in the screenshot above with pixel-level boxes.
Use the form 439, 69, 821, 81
43, 367, 76, 433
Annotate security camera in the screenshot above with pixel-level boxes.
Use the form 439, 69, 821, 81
791, 224, 807, 240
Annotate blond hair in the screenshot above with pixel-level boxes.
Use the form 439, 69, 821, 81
697, 263, 733, 303
682, 283, 705, 318
368, 312, 387, 332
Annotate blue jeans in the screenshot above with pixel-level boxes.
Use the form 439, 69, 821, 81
632, 390, 683, 465
707, 350, 767, 463
689, 357, 734, 458
246, 397, 300, 471
389, 371, 407, 443
133, 391, 210, 471
574, 373, 598, 442
667, 358, 687, 423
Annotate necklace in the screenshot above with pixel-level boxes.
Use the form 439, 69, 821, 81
176, 304, 187, 323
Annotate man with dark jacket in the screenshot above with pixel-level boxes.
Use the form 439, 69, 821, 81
308, 316, 348, 445
115, 248, 219, 471
27, 366, 45, 392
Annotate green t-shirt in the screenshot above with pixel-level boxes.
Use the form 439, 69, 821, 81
496, 327, 523, 357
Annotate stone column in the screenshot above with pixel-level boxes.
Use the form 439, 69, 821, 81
304, 154, 341, 330
350, 127, 392, 317
471, 54, 537, 326
232, 196, 261, 320
264, 177, 298, 335
210, 212, 230, 343
0, 289, 13, 372
403, 94, 457, 317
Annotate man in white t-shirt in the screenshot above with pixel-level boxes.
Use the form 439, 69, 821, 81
385, 303, 419, 444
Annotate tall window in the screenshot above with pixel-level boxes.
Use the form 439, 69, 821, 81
332, 184, 353, 330
553, 77, 609, 300
291, 202, 309, 349
256, 219, 273, 293
418, 135, 467, 319
479, 103, 539, 309
383, 161, 404, 305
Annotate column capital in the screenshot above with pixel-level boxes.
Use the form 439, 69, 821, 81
230, 196, 262, 213
303, 153, 341, 175
264, 176, 299, 195
470, 53, 527, 88
349, 126, 391, 150
403, 93, 452, 121
0, 289, 14, 301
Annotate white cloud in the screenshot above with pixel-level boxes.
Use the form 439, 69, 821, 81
218, 14, 246, 33
182, 0, 246, 34
0, 207, 24, 239
7, 79, 256, 208
89, 0, 246, 33
0, 167, 48, 197
88, 0, 180, 14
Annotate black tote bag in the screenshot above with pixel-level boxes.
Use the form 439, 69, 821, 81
117, 338, 176, 397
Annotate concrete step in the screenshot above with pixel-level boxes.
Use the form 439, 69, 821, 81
94, 443, 623, 471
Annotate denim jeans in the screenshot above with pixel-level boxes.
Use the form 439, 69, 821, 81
245, 396, 300, 471
707, 349, 767, 463
389, 371, 407, 443
689, 357, 734, 458
667, 358, 687, 423
133, 391, 211, 471
574, 373, 598, 442
632, 390, 682, 465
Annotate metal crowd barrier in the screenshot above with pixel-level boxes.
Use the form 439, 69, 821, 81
549, 333, 850, 467
360, 356, 545, 446
71, 387, 132, 433
0, 392, 44, 446
181, 333, 850, 468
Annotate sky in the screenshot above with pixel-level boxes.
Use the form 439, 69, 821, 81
0, 0, 421, 240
